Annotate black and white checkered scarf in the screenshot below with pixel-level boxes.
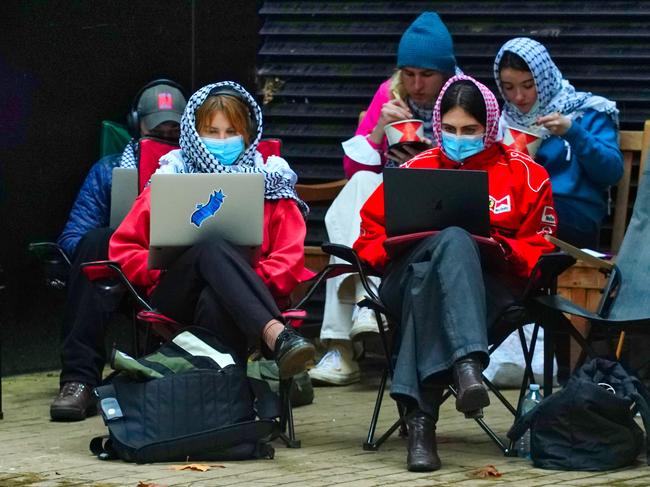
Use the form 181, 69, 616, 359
179, 81, 307, 215
494, 37, 619, 137
118, 139, 138, 168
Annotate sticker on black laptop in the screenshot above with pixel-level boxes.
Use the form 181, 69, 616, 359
191, 189, 226, 227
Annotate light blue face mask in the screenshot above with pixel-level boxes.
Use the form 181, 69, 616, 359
201, 135, 244, 165
441, 132, 485, 162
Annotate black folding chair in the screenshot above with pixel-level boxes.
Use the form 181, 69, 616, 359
534, 165, 650, 394
312, 241, 575, 455
80, 259, 313, 448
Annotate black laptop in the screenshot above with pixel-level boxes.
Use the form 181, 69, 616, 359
383, 167, 491, 238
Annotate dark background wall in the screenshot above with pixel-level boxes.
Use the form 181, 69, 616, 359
0, 0, 260, 375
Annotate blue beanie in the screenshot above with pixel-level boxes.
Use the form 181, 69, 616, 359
397, 12, 456, 74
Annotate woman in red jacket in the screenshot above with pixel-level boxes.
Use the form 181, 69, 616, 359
109, 81, 315, 378
354, 75, 557, 471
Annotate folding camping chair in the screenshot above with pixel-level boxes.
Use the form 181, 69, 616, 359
533, 164, 650, 394
79, 138, 308, 448
305, 241, 575, 454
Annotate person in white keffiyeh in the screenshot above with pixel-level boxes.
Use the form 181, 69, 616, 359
494, 37, 623, 248
154, 80, 307, 215
485, 38, 624, 394
109, 81, 315, 383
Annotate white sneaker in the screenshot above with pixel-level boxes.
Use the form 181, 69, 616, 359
309, 341, 360, 386
350, 306, 386, 341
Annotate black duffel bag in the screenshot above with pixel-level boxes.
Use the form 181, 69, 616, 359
508, 358, 650, 471
90, 327, 280, 463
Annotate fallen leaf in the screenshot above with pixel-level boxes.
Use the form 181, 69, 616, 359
137, 482, 168, 487
467, 464, 503, 479
169, 463, 222, 472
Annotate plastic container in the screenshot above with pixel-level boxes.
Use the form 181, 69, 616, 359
518, 383, 543, 458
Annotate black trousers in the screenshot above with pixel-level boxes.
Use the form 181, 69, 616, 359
150, 237, 283, 362
379, 227, 519, 416
60, 227, 115, 387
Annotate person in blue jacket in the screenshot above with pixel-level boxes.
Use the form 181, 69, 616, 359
494, 37, 623, 248
50, 80, 187, 421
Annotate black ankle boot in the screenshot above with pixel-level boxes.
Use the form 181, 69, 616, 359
452, 355, 490, 416
406, 410, 441, 472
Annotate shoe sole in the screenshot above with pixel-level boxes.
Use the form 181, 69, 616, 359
278, 343, 316, 379
455, 385, 490, 414
309, 370, 361, 386
407, 460, 442, 472
50, 403, 97, 422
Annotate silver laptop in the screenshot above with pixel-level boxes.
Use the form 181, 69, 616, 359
148, 172, 265, 269
110, 168, 138, 228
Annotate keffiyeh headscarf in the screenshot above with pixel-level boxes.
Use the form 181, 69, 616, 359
118, 139, 138, 168
432, 74, 501, 152
493, 37, 619, 136
179, 81, 307, 215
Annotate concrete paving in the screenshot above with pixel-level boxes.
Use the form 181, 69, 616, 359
0, 370, 648, 486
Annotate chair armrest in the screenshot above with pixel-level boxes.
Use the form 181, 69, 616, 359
523, 251, 577, 299
321, 242, 381, 302
80, 260, 152, 311
28, 241, 71, 289
545, 235, 614, 273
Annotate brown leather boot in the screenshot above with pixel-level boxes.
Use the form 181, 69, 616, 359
50, 382, 97, 421
452, 355, 490, 417
406, 410, 441, 472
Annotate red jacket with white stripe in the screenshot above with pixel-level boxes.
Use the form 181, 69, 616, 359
353, 143, 558, 278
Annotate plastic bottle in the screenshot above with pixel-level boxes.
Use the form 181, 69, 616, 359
517, 384, 542, 459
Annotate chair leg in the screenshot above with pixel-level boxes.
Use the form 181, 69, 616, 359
277, 378, 300, 448
448, 384, 512, 454
363, 366, 406, 451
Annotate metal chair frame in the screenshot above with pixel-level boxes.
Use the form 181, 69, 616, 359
309, 242, 575, 454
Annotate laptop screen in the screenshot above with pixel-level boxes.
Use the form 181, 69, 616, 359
383, 167, 490, 238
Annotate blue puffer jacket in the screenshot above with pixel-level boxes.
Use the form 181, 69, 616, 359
57, 154, 121, 258
535, 109, 623, 238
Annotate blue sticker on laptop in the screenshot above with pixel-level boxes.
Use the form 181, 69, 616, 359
191, 189, 226, 227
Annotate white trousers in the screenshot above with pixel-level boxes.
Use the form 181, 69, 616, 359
320, 171, 382, 340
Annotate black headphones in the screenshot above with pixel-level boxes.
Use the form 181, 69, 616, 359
126, 78, 186, 139
207, 86, 257, 137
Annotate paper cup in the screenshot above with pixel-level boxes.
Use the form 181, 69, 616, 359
384, 119, 425, 148
503, 126, 542, 158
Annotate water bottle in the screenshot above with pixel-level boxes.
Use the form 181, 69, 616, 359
517, 384, 542, 459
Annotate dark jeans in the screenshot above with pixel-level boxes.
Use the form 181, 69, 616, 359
60, 227, 114, 387
150, 237, 282, 362
379, 227, 519, 416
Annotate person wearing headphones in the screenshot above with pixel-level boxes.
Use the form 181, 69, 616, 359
50, 79, 187, 421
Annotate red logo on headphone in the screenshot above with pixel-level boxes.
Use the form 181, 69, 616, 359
157, 92, 173, 110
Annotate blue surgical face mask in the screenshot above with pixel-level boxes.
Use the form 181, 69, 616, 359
201, 135, 244, 165
441, 132, 485, 162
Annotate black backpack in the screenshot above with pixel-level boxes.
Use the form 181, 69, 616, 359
90, 327, 281, 463
508, 358, 650, 471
